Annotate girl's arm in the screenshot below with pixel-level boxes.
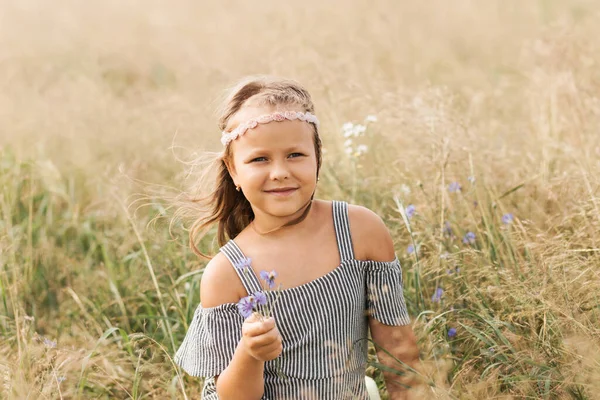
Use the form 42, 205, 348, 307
348, 205, 422, 399
214, 341, 265, 399
369, 320, 420, 399
201, 254, 282, 399
215, 315, 282, 399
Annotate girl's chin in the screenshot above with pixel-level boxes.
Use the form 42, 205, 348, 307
259, 199, 310, 217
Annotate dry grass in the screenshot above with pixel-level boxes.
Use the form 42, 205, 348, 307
1, 0, 600, 398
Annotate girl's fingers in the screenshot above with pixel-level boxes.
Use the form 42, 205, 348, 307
243, 317, 276, 337
249, 328, 281, 349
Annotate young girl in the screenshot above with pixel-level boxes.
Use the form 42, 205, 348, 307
174, 76, 420, 399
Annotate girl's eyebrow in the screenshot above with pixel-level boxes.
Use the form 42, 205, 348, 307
245, 145, 302, 157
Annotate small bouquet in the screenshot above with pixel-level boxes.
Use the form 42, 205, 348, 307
234, 257, 282, 319
234, 257, 285, 378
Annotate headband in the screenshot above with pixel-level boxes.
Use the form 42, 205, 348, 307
221, 110, 319, 146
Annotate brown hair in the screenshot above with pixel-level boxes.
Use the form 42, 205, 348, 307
182, 76, 322, 258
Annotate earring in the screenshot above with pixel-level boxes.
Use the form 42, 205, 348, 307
235, 185, 241, 192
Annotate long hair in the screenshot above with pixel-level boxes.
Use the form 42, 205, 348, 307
177, 76, 323, 258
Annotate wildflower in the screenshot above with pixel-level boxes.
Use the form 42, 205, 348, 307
405, 204, 416, 219
253, 291, 268, 306
440, 252, 449, 259
431, 287, 443, 302
342, 122, 354, 135
448, 328, 457, 338
57, 376, 66, 383
355, 144, 368, 156
43, 338, 57, 348
400, 184, 411, 195
448, 182, 462, 193
443, 221, 453, 236
353, 124, 367, 136
237, 296, 255, 319
467, 175, 476, 183
407, 244, 415, 254
502, 213, 514, 224
234, 257, 252, 271
462, 231, 476, 245
344, 147, 353, 155
260, 270, 278, 289
344, 138, 353, 148
365, 115, 378, 123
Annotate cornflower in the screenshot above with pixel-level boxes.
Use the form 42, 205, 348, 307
462, 231, 476, 245
260, 270, 278, 289
234, 257, 252, 272
405, 204, 416, 219
237, 291, 268, 319
431, 287, 444, 302
448, 328, 457, 338
502, 213, 514, 224
448, 182, 462, 193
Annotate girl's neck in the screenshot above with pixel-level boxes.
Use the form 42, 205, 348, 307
251, 200, 315, 237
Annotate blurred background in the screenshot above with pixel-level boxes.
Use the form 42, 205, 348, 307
1, 0, 600, 398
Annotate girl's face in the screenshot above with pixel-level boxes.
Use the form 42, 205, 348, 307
226, 106, 318, 221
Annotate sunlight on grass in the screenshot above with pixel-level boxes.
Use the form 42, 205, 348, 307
1, 0, 600, 398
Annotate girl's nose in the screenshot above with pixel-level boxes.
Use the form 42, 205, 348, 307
270, 161, 290, 180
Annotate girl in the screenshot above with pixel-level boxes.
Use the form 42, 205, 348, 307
174, 76, 420, 399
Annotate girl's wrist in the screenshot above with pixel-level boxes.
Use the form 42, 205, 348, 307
238, 341, 266, 365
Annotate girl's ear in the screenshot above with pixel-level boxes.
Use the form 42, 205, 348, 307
224, 158, 238, 184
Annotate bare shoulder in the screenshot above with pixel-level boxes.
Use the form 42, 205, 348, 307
200, 251, 246, 308
347, 204, 396, 261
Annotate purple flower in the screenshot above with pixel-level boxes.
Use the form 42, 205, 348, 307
234, 257, 252, 271
406, 204, 416, 219
448, 182, 462, 193
431, 287, 443, 302
502, 213, 514, 224
260, 270, 278, 289
253, 291, 267, 306
462, 231, 476, 245
43, 338, 57, 348
407, 244, 415, 254
237, 296, 255, 319
448, 327, 457, 338
443, 221, 453, 236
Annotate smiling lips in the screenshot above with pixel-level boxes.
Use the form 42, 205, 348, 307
265, 187, 298, 196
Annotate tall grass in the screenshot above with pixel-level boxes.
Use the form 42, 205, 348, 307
1, 0, 600, 398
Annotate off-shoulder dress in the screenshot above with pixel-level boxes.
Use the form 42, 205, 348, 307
174, 201, 410, 399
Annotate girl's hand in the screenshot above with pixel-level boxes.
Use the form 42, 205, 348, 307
241, 313, 283, 362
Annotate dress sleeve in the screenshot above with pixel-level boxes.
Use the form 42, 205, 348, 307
174, 303, 243, 377
364, 257, 411, 326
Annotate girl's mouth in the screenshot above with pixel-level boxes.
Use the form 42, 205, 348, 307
265, 188, 298, 196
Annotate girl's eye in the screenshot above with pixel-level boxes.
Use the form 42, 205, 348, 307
251, 157, 267, 162
289, 153, 304, 158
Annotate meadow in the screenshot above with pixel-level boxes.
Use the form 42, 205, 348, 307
1, 0, 600, 398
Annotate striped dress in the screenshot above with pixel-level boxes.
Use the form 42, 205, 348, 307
175, 201, 410, 399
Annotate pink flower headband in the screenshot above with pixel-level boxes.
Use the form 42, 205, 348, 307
221, 110, 319, 146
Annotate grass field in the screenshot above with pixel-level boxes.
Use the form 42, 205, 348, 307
1, 0, 600, 398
